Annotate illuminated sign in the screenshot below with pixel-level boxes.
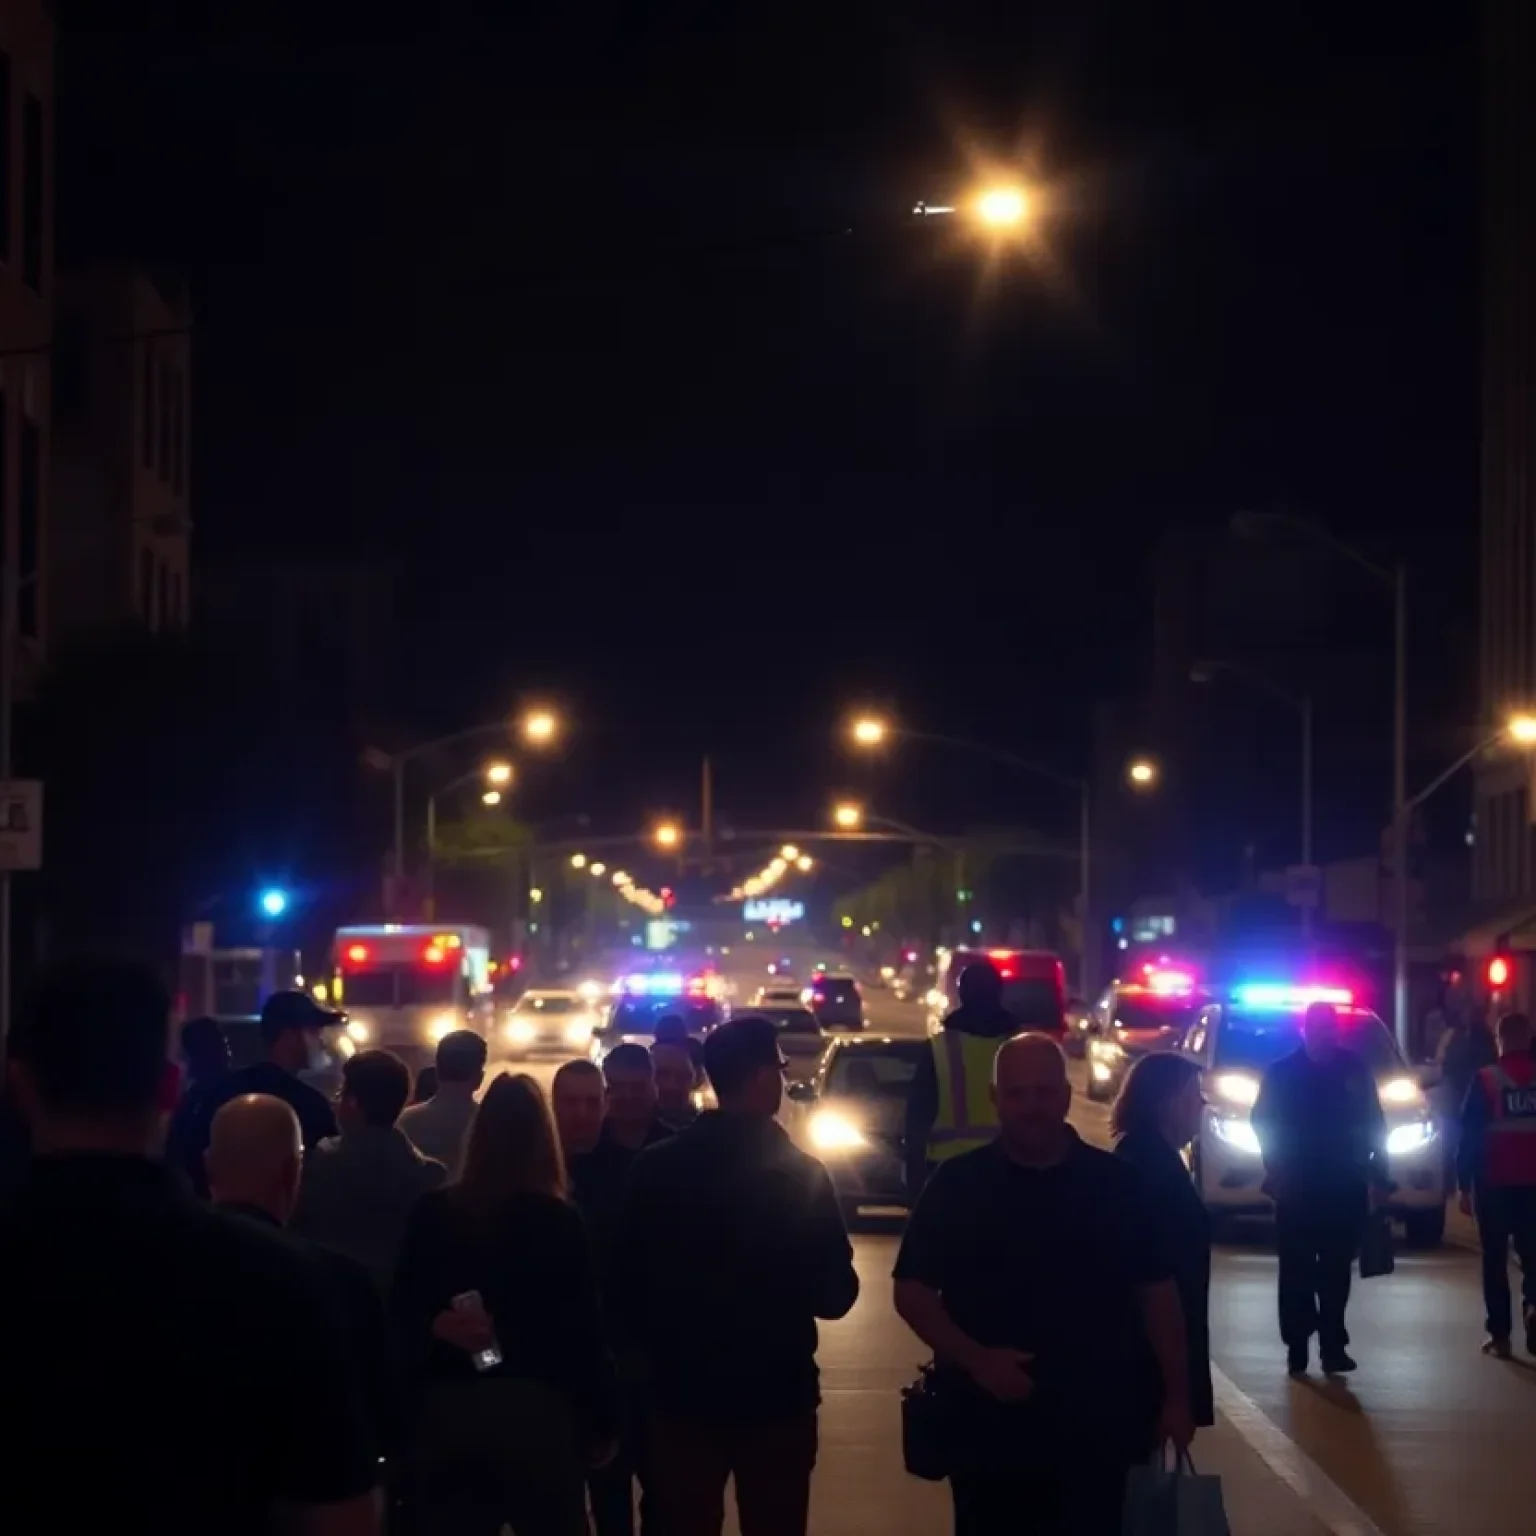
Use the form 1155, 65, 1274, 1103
743, 898, 805, 925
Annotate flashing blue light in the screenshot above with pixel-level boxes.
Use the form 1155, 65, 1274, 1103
258, 888, 290, 919
624, 971, 686, 996
1232, 982, 1353, 1009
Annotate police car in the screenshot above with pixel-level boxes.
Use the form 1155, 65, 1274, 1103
1085, 965, 1207, 1103
1181, 982, 1446, 1247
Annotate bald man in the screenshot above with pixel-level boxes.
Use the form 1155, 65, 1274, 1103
208, 1096, 399, 1485
893, 1033, 1192, 1536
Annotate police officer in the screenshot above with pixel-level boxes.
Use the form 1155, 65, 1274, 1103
1457, 1011, 1536, 1359
903, 961, 1018, 1197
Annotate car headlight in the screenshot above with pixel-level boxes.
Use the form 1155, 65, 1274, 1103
1090, 1060, 1114, 1083
809, 1110, 867, 1152
1210, 1071, 1260, 1109
505, 1018, 535, 1046
346, 1020, 370, 1044
1210, 1112, 1262, 1156
428, 1014, 458, 1043
564, 1015, 595, 1045
1386, 1119, 1437, 1156
1379, 1075, 1422, 1108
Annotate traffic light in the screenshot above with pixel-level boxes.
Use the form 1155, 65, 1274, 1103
257, 887, 289, 919
1487, 953, 1512, 990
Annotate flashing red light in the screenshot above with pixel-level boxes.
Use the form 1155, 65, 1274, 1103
686, 975, 709, 996
1145, 967, 1194, 996
344, 943, 370, 965
904, 949, 919, 963
812, 990, 826, 1004
507, 955, 522, 972
1488, 954, 1512, 989
422, 944, 447, 966
995, 964, 1018, 980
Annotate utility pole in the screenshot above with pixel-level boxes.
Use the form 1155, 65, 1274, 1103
700, 755, 714, 863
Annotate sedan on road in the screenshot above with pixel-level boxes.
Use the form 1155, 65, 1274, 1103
785, 1035, 927, 1220
804, 973, 865, 1030
501, 989, 601, 1058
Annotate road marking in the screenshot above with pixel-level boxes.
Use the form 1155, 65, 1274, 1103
1212, 1365, 1386, 1536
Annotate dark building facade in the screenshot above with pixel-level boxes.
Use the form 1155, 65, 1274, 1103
1475, 0, 1536, 909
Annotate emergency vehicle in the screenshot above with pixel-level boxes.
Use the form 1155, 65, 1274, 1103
1085, 964, 1208, 1102
330, 924, 494, 1062
926, 947, 1067, 1036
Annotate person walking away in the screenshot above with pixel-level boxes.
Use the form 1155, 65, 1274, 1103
294, 1049, 447, 1291
1436, 1009, 1499, 1186
1251, 1001, 1389, 1376
391, 1072, 617, 1536
904, 962, 1017, 1198
399, 1030, 487, 1178
613, 1014, 859, 1536
165, 1015, 233, 1197
0, 956, 379, 1535
893, 1034, 1190, 1536
653, 1037, 701, 1132
1456, 1011, 1536, 1358
183, 989, 344, 1185
1112, 1053, 1214, 1448
207, 1094, 402, 1499
602, 1043, 674, 1152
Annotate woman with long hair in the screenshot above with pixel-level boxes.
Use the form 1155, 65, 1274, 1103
1112, 1052, 1214, 1451
392, 1072, 616, 1536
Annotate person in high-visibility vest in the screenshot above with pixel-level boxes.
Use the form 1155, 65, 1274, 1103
1457, 1011, 1536, 1359
903, 962, 1017, 1197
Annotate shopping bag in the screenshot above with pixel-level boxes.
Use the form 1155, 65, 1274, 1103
1358, 1208, 1396, 1278
1122, 1450, 1230, 1536
900, 1362, 951, 1482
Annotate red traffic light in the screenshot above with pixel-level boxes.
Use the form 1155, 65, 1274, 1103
1487, 954, 1512, 989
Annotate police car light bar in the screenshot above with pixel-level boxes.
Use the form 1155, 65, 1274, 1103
624, 972, 686, 996
1232, 983, 1353, 1009
1144, 967, 1195, 996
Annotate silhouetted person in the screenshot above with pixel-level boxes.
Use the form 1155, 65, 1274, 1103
0, 956, 380, 1534
399, 1031, 487, 1178
602, 1043, 672, 1152
1252, 1002, 1388, 1376
652, 1038, 700, 1132
165, 1015, 233, 1197
905, 962, 1017, 1196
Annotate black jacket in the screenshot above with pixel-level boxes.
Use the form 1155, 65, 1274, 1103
611, 1111, 858, 1424
1114, 1130, 1214, 1429
904, 1004, 1018, 1194
1251, 1047, 1388, 1198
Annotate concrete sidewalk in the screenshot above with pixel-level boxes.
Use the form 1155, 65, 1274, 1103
715, 1393, 1334, 1534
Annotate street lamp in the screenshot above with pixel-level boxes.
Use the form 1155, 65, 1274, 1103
653, 822, 682, 851
796, 854, 814, 873
521, 708, 560, 746
570, 852, 588, 870
975, 186, 1029, 229
257, 887, 290, 920
1127, 759, 1160, 787
850, 716, 889, 747
1232, 511, 1408, 1044
485, 761, 513, 787
481, 790, 502, 807
833, 803, 864, 830
589, 862, 607, 878
780, 844, 801, 861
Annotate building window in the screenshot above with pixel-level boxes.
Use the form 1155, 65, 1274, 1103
21, 94, 42, 293
142, 347, 155, 467
139, 549, 154, 627
18, 418, 39, 638
170, 370, 185, 494
0, 53, 12, 264
157, 359, 172, 480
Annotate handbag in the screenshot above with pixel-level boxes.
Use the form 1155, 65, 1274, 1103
1122, 1449, 1231, 1536
1358, 1208, 1396, 1278
900, 1362, 951, 1482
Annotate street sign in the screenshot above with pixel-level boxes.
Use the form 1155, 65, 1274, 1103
1284, 863, 1321, 910
0, 780, 41, 871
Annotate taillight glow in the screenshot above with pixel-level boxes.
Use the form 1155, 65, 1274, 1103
1488, 955, 1512, 988
344, 943, 370, 965
422, 944, 447, 965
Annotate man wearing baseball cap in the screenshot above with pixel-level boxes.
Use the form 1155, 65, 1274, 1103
175, 991, 343, 1191
612, 1014, 858, 1536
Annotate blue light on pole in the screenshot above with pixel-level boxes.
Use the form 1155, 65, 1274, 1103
258, 888, 290, 919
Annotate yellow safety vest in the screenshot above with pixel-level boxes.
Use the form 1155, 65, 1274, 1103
928, 1030, 1001, 1161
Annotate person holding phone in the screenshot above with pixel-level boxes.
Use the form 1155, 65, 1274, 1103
391, 1073, 617, 1536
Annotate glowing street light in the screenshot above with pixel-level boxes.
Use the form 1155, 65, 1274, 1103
570, 852, 587, 869
833, 802, 863, 830
1127, 759, 1159, 788
484, 761, 513, 787
589, 862, 607, 878
975, 185, 1029, 229
481, 790, 503, 807
796, 855, 814, 873
653, 822, 682, 851
850, 717, 888, 748
780, 844, 801, 861
529, 888, 543, 904
521, 708, 559, 746
1507, 713, 1536, 745
612, 870, 630, 886
257, 887, 290, 919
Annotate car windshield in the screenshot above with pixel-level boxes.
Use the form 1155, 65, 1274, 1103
827, 1044, 928, 1098
1216, 1010, 1402, 1075
516, 995, 578, 1014
1114, 1001, 1197, 1035
608, 997, 719, 1035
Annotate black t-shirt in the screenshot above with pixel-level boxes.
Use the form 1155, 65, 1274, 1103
0, 1155, 376, 1534
202, 1061, 339, 1160
893, 1133, 1170, 1431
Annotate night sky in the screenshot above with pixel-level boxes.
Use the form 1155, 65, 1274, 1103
56, 3, 1480, 856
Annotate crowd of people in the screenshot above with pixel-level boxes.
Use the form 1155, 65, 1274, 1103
0, 959, 857, 1536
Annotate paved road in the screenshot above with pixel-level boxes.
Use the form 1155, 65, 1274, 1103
496, 1001, 1533, 1532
